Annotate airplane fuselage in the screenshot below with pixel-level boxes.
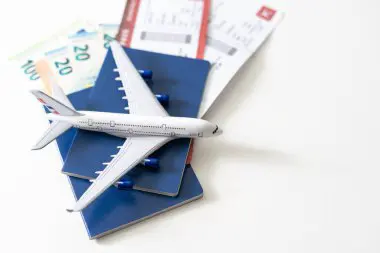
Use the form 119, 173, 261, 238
47, 111, 222, 138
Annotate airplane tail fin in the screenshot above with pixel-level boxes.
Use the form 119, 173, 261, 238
46, 73, 76, 111
31, 90, 82, 116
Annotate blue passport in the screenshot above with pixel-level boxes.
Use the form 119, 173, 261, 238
67, 167, 203, 239
62, 47, 210, 196
56, 90, 203, 239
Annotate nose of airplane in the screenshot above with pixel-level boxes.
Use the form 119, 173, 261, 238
212, 125, 223, 136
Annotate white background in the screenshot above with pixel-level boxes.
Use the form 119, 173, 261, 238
1, 0, 380, 252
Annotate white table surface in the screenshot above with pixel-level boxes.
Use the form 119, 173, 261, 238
1, 0, 380, 252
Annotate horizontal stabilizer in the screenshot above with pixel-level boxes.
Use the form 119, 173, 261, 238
32, 121, 72, 150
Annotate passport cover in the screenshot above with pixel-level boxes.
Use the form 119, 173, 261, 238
68, 167, 203, 239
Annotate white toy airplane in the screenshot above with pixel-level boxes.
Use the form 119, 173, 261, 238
31, 41, 222, 212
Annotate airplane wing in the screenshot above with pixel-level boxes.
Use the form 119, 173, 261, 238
68, 42, 173, 212
68, 136, 172, 212
110, 41, 169, 117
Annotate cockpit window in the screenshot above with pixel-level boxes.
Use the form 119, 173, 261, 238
212, 125, 218, 134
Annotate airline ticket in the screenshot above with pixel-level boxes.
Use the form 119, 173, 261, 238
117, 0, 210, 59
198, 2, 284, 116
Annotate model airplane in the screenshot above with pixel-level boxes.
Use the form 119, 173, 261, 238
31, 41, 222, 212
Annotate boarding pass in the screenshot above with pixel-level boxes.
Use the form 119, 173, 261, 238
117, 0, 210, 59
198, 2, 284, 116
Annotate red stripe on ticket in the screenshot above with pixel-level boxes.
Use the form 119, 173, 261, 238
196, 0, 210, 59
117, 0, 141, 47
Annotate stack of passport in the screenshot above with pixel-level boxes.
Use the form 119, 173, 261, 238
54, 46, 210, 239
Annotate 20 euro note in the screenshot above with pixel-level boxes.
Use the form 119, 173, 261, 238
68, 31, 106, 93
42, 26, 117, 94
8, 20, 96, 91
99, 24, 119, 50
44, 46, 77, 94
67, 26, 119, 93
